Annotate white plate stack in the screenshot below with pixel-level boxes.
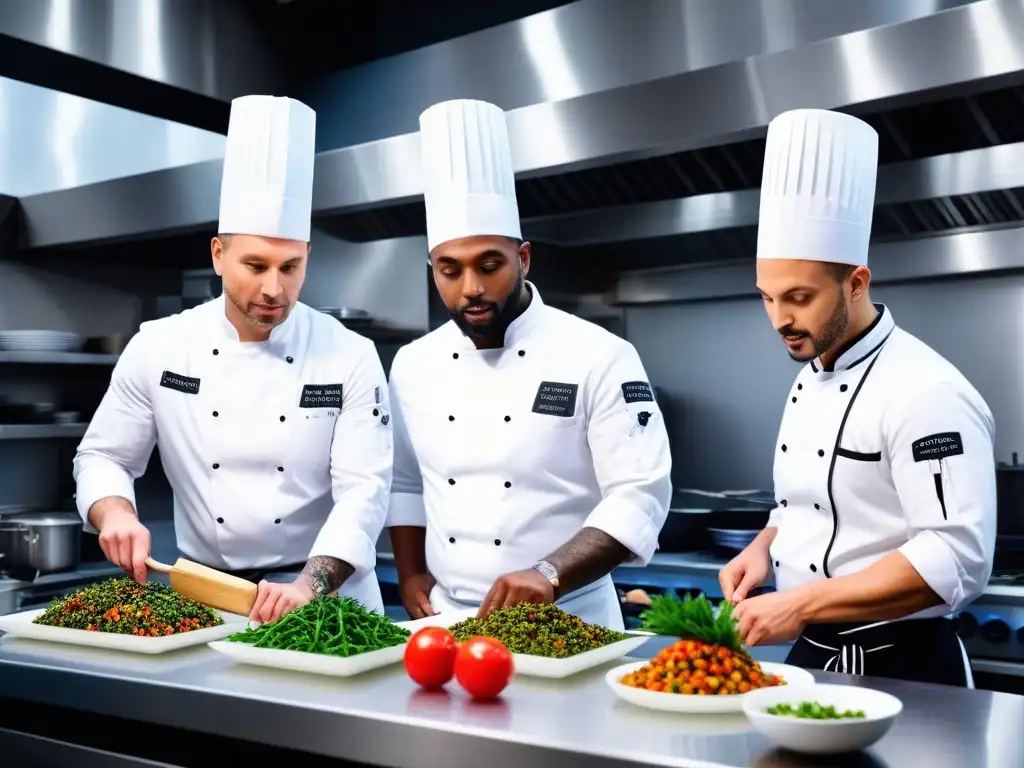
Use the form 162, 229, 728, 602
0, 331, 83, 353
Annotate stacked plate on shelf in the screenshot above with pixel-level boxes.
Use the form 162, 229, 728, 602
708, 527, 760, 551
0, 331, 83, 353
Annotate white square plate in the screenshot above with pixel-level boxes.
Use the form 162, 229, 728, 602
207, 638, 408, 677
396, 610, 649, 679
0, 608, 245, 655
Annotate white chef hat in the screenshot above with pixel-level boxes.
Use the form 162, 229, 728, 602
217, 95, 316, 243
419, 99, 522, 253
756, 109, 879, 267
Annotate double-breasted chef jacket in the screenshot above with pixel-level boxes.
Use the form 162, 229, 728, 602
386, 283, 673, 630
769, 303, 995, 683
74, 295, 393, 612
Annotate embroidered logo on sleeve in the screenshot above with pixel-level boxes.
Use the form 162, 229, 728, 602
159, 370, 200, 395
299, 384, 343, 409
531, 381, 579, 418
911, 432, 964, 462
621, 381, 655, 404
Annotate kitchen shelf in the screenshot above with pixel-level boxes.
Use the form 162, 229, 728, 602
0, 351, 119, 365
0, 424, 88, 440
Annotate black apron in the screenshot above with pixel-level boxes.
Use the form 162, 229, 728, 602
785, 617, 972, 687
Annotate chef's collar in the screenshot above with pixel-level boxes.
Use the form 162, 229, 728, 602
213, 293, 298, 357
453, 280, 545, 351
811, 303, 894, 374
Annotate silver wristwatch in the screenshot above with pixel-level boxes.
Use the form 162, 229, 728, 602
533, 560, 561, 594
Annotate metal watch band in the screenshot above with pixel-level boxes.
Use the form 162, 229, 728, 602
533, 560, 559, 583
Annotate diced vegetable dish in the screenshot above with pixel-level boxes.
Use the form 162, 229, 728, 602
765, 701, 867, 719
449, 603, 627, 658
619, 594, 786, 695
32, 578, 223, 636
226, 595, 410, 657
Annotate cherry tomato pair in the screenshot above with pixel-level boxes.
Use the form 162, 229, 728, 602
403, 626, 514, 699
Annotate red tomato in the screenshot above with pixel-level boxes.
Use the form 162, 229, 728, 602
454, 636, 514, 700
404, 627, 458, 688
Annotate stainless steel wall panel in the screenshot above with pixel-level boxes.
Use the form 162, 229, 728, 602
613, 226, 1024, 305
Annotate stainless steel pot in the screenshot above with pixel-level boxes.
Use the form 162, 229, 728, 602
0, 512, 82, 574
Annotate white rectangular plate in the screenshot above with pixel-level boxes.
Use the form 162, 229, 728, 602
0, 608, 245, 654
396, 610, 649, 678
207, 638, 407, 677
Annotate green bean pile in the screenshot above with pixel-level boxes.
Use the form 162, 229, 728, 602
225, 596, 410, 657
765, 701, 867, 720
449, 603, 627, 658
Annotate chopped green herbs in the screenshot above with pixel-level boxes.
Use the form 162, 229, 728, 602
765, 701, 867, 719
639, 593, 745, 652
226, 596, 410, 657
449, 603, 627, 658
32, 578, 222, 636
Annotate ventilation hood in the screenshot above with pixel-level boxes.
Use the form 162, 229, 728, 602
17, 0, 1024, 263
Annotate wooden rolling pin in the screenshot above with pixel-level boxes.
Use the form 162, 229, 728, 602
146, 557, 257, 616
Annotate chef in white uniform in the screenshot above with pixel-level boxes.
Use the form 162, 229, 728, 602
720, 109, 996, 687
385, 99, 672, 629
74, 95, 392, 623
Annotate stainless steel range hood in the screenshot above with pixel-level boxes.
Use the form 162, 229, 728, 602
17, 0, 1024, 253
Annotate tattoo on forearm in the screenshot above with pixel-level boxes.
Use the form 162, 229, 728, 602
543, 527, 630, 597
301, 556, 354, 595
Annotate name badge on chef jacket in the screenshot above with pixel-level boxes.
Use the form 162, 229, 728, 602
160, 370, 200, 395
532, 381, 579, 418
300, 383, 342, 418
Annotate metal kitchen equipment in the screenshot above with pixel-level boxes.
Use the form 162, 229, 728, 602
659, 489, 774, 553
0, 512, 83, 574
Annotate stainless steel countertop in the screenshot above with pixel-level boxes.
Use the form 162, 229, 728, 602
0, 636, 1022, 768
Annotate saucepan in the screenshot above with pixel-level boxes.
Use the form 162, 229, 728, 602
0, 512, 83, 574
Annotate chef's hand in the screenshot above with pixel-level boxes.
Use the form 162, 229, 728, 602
719, 544, 771, 604
93, 501, 151, 585
477, 568, 555, 619
732, 590, 806, 646
399, 572, 437, 619
249, 578, 314, 624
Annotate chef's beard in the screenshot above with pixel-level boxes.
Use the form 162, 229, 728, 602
451, 268, 525, 343
224, 285, 291, 331
782, 295, 850, 363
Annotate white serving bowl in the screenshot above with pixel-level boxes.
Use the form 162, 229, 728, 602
742, 683, 902, 755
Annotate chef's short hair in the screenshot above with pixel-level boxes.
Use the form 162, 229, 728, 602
824, 262, 857, 284
216, 234, 232, 249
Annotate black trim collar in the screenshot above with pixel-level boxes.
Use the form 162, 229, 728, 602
811, 304, 894, 374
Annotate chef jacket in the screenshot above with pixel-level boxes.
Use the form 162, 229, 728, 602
386, 283, 672, 628
768, 304, 996, 619
74, 296, 393, 611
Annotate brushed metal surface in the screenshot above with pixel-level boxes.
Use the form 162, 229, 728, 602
526, 141, 1024, 246
20, 0, 1023, 248
614, 225, 1024, 304
0, 0, 282, 101
0, 641, 1021, 767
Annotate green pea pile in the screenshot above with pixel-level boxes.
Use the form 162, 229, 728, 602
449, 603, 627, 658
226, 596, 410, 657
765, 701, 867, 719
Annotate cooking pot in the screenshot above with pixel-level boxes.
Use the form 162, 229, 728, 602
0, 512, 83, 574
